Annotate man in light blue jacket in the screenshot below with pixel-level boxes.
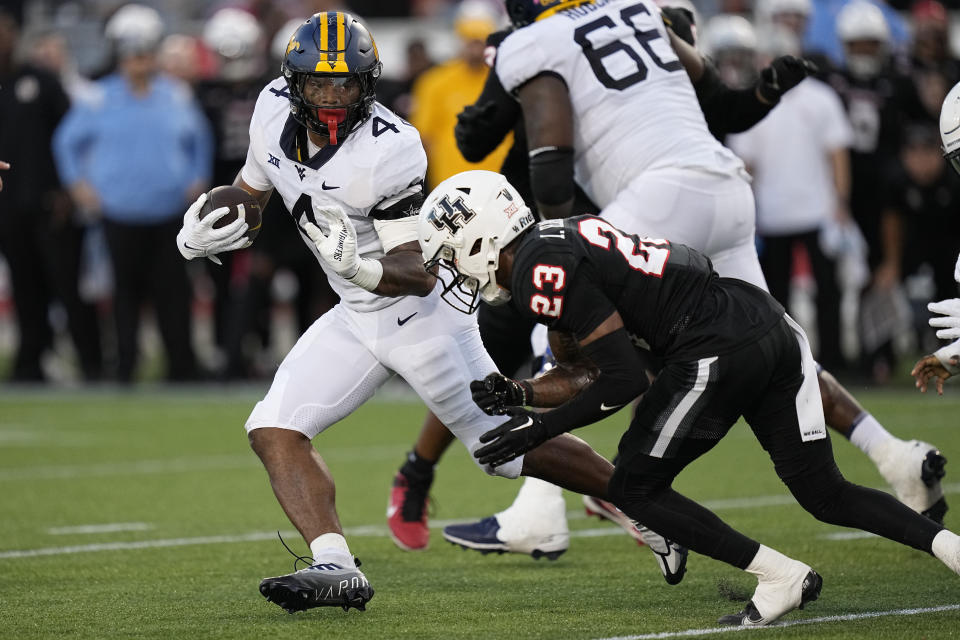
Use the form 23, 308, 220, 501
54, 4, 212, 383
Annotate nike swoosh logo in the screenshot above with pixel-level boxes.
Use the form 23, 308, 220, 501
183, 242, 202, 251
322, 182, 339, 190
945, 122, 960, 135
386, 505, 398, 518
397, 312, 417, 326
600, 402, 625, 411
509, 417, 534, 432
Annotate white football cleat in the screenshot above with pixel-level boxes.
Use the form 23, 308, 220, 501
719, 561, 822, 626
443, 483, 569, 560
871, 438, 948, 523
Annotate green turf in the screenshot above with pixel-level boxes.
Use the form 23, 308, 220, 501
1, 387, 959, 639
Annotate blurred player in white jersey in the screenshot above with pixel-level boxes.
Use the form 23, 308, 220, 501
174, 12, 621, 613
397, 0, 946, 562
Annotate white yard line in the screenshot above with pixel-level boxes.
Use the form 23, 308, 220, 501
46, 522, 153, 535
592, 604, 960, 640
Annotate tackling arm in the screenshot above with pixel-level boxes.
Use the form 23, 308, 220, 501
521, 330, 599, 407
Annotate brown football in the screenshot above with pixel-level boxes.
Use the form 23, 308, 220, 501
199, 185, 262, 241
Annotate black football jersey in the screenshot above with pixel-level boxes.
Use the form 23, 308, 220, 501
510, 216, 784, 362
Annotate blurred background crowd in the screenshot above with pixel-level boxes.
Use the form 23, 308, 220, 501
1, 0, 960, 386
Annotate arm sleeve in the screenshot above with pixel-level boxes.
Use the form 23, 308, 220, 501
694, 62, 776, 138
495, 29, 552, 94
538, 327, 650, 437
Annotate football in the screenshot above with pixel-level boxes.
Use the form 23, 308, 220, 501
199, 185, 262, 241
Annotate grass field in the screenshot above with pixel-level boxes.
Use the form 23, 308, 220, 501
1, 385, 959, 639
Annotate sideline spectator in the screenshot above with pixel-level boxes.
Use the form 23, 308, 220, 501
53, 4, 212, 383
728, 29, 853, 371
0, 9, 102, 382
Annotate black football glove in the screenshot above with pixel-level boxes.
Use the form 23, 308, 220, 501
455, 101, 499, 159
757, 56, 819, 104
474, 407, 550, 468
661, 6, 695, 46
470, 372, 529, 415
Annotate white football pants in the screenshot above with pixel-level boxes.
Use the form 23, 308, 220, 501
601, 167, 768, 290
245, 283, 524, 478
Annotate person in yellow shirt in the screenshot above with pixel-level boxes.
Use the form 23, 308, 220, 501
410, 2, 511, 189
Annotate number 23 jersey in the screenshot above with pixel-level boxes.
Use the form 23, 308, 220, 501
241, 77, 427, 312
495, 0, 743, 210
511, 217, 784, 363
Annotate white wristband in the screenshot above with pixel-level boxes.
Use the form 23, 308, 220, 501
348, 258, 383, 292
934, 341, 960, 375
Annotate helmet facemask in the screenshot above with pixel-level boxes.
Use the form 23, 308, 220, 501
419, 171, 536, 314
281, 12, 382, 146
288, 73, 374, 145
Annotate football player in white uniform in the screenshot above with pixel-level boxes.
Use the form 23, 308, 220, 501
403, 0, 946, 563
174, 12, 619, 613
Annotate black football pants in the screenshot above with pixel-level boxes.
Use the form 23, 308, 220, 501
608, 319, 944, 570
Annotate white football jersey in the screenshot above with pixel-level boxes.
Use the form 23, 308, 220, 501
242, 77, 427, 312
495, 0, 744, 208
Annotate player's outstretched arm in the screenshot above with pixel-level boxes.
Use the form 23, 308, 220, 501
474, 311, 649, 468
523, 331, 599, 407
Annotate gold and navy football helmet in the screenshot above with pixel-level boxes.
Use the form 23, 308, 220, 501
504, 0, 595, 27
281, 12, 381, 145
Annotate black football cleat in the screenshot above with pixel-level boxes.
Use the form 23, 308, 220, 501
259, 557, 374, 613
718, 569, 822, 626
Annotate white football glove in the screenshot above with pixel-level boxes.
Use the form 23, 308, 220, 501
176, 193, 251, 266
303, 205, 382, 291
929, 298, 960, 340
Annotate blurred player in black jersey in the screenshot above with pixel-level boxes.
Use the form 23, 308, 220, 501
418, 169, 960, 627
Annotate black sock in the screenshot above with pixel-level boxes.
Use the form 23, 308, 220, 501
400, 450, 435, 484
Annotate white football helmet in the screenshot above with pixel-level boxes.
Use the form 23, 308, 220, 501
105, 4, 164, 56
837, 1, 890, 80
418, 170, 536, 314
941, 82, 960, 175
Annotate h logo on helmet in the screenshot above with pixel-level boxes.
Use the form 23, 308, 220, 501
428, 195, 476, 233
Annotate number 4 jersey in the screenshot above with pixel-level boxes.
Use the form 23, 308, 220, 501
241, 77, 427, 312
495, 0, 744, 209
511, 217, 784, 364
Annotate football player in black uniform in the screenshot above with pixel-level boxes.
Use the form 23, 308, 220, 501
418, 170, 960, 627
387, 2, 946, 553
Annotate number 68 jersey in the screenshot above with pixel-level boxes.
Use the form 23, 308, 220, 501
241, 77, 427, 312
510, 217, 784, 364
495, 0, 743, 209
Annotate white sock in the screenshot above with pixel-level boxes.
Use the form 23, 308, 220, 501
932, 530, 960, 574
309, 532, 353, 566
745, 544, 798, 581
849, 413, 895, 458
513, 476, 564, 504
